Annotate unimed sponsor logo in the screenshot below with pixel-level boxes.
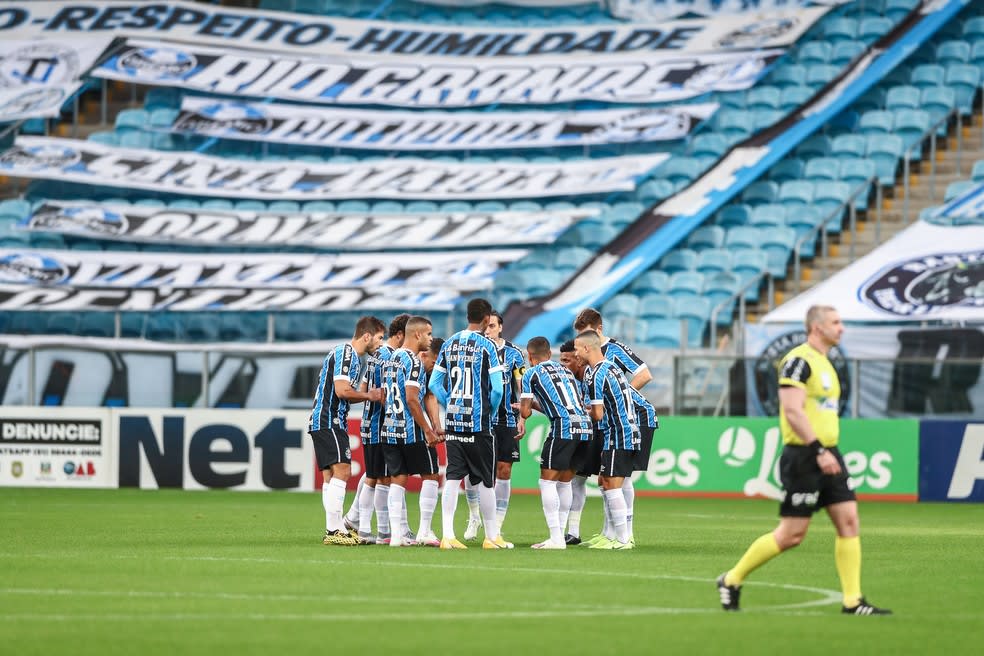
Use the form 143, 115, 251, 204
0, 419, 101, 444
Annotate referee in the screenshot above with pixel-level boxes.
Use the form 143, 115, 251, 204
717, 306, 891, 615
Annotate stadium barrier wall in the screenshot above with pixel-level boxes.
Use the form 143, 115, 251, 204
10, 409, 982, 502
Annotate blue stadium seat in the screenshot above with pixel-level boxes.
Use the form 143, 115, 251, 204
115, 109, 149, 134
780, 86, 814, 111
716, 204, 751, 229
689, 133, 729, 158
806, 65, 840, 87
785, 206, 823, 258
703, 272, 741, 326
797, 41, 833, 67
745, 86, 782, 111
87, 131, 119, 147
149, 108, 179, 130
579, 223, 618, 250
971, 41, 984, 69
921, 86, 957, 128
886, 85, 922, 111
638, 179, 675, 204
770, 64, 808, 89
145, 314, 184, 342
936, 40, 971, 66
945, 64, 981, 115
202, 199, 234, 211
185, 313, 219, 342
804, 157, 841, 181
964, 16, 984, 42
853, 87, 886, 113
884, 0, 918, 22
945, 180, 975, 201
631, 271, 670, 297
752, 109, 785, 131
695, 248, 733, 274
144, 88, 181, 112
770, 158, 805, 183
554, 247, 593, 274
639, 318, 681, 349
0, 199, 30, 224
602, 294, 639, 319
405, 201, 439, 213
79, 313, 115, 338
741, 180, 779, 206
750, 203, 787, 228
832, 134, 868, 159
477, 200, 509, 212
824, 18, 859, 44
30, 233, 65, 249
715, 110, 754, 140
796, 135, 833, 159
686, 225, 726, 252
45, 312, 79, 336
760, 227, 797, 279
972, 159, 984, 182
839, 158, 877, 211
814, 181, 854, 233
859, 110, 895, 135
732, 250, 768, 301
894, 109, 931, 158
672, 296, 711, 347
831, 40, 866, 67
660, 249, 698, 274
269, 200, 302, 213
910, 63, 946, 89
779, 180, 815, 207
859, 17, 893, 44
667, 271, 704, 299
236, 200, 268, 212
725, 226, 761, 252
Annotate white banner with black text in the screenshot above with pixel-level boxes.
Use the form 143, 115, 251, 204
172, 98, 718, 151
0, 2, 828, 59
94, 38, 783, 108
22, 201, 593, 249
0, 137, 666, 199
606, 0, 841, 21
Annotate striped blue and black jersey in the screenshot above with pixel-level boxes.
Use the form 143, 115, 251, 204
434, 329, 503, 434
586, 360, 638, 451
359, 344, 394, 445
494, 339, 526, 428
381, 348, 428, 445
309, 343, 361, 432
521, 361, 591, 441
602, 338, 657, 428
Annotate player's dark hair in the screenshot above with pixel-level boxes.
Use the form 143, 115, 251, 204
559, 339, 575, 353
354, 316, 385, 339
466, 298, 493, 324
527, 336, 551, 359
388, 313, 411, 338
573, 308, 602, 331
490, 310, 504, 327
429, 337, 444, 356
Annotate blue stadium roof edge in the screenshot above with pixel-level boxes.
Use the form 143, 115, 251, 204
505, 0, 972, 346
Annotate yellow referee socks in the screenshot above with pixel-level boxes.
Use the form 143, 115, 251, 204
725, 532, 782, 587
835, 536, 862, 607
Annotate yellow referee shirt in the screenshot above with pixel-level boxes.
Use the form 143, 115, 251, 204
777, 342, 840, 447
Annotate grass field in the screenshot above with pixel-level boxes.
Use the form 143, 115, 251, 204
1, 488, 982, 655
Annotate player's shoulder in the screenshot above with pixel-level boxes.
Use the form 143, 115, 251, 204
781, 342, 817, 363
503, 339, 523, 354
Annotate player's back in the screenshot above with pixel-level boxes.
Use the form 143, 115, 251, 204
438, 329, 502, 434
525, 360, 589, 424
360, 344, 394, 444
310, 343, 358, 432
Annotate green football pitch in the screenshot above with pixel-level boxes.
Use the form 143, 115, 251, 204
2, 488, 981, 655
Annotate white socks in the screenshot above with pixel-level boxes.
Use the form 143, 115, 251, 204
495, 478, 511, 529
442, 479, 461, 539
538, 479, 564, 545
323, 478, 347, 531
479, 484, 500, 541
387, 484, 406, 545
601, 490, 613, 539
557, 480, 573, 537
375, 484, 391, 537
604, 488, 629, 544
463, 477, 481, 521
417, 479, 439, 537
345, 473, 366, 524
357, 482, 375, 535
621, 477, 635, 539
568, 475, 587, 538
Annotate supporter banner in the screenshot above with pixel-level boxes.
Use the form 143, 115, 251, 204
919, 421, 984, 502
744, 323, 984, 419
509, 415, 918, 499
607, 0, 840, 21
0, 248, 522, 289
762, 220, 984, 323
931, 180, 984, 221
0, 2, 827, 58
115, 409, 315, 492
94, 38, 781, 108
22, 201, 591, 250
0, 137, 666, 199
0, 37, 114, 120
0, 407, 113, 488
172, 98, 718, 150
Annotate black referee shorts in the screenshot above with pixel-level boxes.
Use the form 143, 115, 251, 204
310, 428, 351, 470
778, 445, 856, 517
445, 431, 495, 487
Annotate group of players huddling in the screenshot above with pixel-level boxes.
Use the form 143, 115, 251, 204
308, 298, 657, 550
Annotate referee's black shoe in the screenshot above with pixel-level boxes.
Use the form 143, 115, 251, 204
842, 598, 892, 616
716, 573, 741, 611
564, 534, 581, 546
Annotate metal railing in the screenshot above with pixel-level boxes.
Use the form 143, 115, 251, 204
902, 107, 963, 225
791, 175, 877, 295
708, 270, 775, 350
